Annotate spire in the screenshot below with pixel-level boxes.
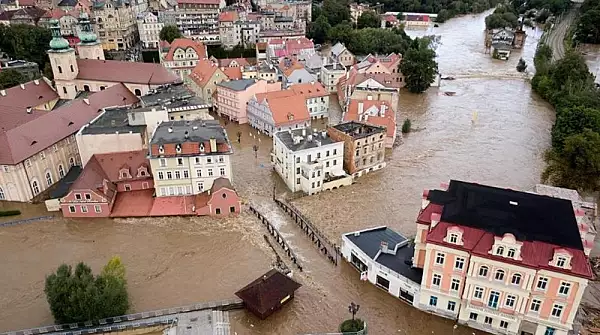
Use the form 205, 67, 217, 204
48, 19, 71, 52
77, 12, 99, 44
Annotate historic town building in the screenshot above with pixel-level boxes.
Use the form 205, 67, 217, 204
160, 38, 207, 80
215, 79, 281, 124
137, 11, 163, 49
247, 90, 310, 136
167, 0, 226, 44
343, 99, 397, 148
320, 62, 346, 94
91, 0, 138, 51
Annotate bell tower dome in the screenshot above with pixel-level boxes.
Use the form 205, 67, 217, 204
47, 19, 78, 99
77, 12, 105, 60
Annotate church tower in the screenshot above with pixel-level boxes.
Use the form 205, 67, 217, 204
77, 13, 105, 60
48, 19, 79, 99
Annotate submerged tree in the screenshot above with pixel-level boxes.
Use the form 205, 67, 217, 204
516, 58, 528, 72
400, 38, 438, 93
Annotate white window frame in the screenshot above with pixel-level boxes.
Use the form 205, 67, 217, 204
556, 257, 567, 268
435, 252, 445, 265
478, 266, 488, 277
159, 158, 167, 167
454, 257, 465, 270
536, 277, 549, 291
551, 304, 563, 318
432, 273, 441, 287
94, 205, 101, 213
558, 281, 571, 296
449, 233, 458, 244
530, 299, 541, 312
511, 273, 522, 285
505, 295, 516, 308
158, 171, 164, 180
450, 278, 460, 292
81, 205, 88, 213
68, 205, 76, 213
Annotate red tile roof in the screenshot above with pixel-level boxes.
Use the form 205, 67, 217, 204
219, 58, 250, 67
189, 58, 222, 87
344, 99, 396, 137
149, 195, 196, 216
0, 79, 58, 109
218, 11, 238, 22
0, 84, 138, 165
93, 150, 150, 182
221, 66, 242, 80
163, 38, 207, 62
269, 94, 309, 126
177, 0, 220, 4
43, 7, 66, 18
289, 82, 327, 98
76, 59, 178, 85
110, 190, 196, 217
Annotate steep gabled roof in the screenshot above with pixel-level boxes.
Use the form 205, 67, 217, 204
189, 58, 222, 88
77, 59, 178, 85
93, 150, 150, 182
0, 79, 58, 109
163, 38, 207, 62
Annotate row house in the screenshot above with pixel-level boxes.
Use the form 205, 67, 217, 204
187, 58, 228, 105
160, 38, 207, 80
355, 53, 403, 82
288, 82, 329, 119
171, 0, 226, 44
137, 11, 163, 48
330, 42, 355, 67
337, 68, 401, 113
258, 28, 305, 43
218, 10, 260, 49
272, 128, 351, 195
215, 78, 281, 124
91, 0, 137, 51
327, 121, 387, 178
349, 2, 370, 23
247, 90, 309, 136
48, 18, 179, 100
0, 82, 138, 202
320, 62, 346, 94
343, 99, 397, 148
148, 120, 233, 196
266, 37, 314, 61
414, 180, 595, 335
0, 6, 48, 25
60, 150, 153, 217
279, 58, 316, 87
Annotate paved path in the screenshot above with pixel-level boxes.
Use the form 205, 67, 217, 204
546, 10, 576, 61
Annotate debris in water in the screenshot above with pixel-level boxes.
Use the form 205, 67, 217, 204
444, 92, 456, 96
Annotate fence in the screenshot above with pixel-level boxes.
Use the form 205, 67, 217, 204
0, 216, 54, 228
274, 198, 340, 266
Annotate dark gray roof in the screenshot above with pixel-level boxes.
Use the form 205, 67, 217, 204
151, 120, 231, 148
217, 79, 256, 91
58, 0, 78, 6
322, 63, 345, 71
140, 83, 208, 109
345, 226, 408, 258
377, 245, 423, 284
275, 128, 338, 152
81, 107, 145, 135
49, 165, 82, 199
332, 121, 386, 140
274, 16, 293, 22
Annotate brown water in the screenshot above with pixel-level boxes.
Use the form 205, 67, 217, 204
0, 11, 556, 335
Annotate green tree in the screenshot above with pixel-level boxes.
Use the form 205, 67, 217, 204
552, 106, 600, 149
402, 118, 412, 133
339, 319, 365, 332
542, 129, 600, 191
328, 22, 354, 46
311, 5, 323, 22
574, 9, 600, 44
322, 0, 351, 26
0, 69, 25, 89
308, 15, 331, 44
159, 25, 182, 43
0, 24, 52, 72
357, 11, 380, 29
400, 38, 438, 93
436, 9, 451, 22
44, 258, 129, 324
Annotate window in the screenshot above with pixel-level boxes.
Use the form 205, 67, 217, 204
94, 205, 101, 213
197, 182, 204, 192
500, 321, 508, 329
544, 328, 556, 335
68, 206, 75, 213
429, 296, 437, 307
208, 168, 213, 176
496, 246, 504, 255
451, 278, 460, 291
45, 171, 53, 186
2, 165, 8, 172
511, 274, 522, 285
296, 157, 300, 163
432, 274, 441, 286
134, 89, 142, 96
83, 84, 90, 91
207, 157, 212, 164
124, 185, 131, 191
484, 316, 492, 325
530, 299, 541, 312
507, 248, 516, 258
69, 157, 75, 167
474, 287, 484, 299
556, 257, 567, 268
81, 205, 88, 213
559, 282, 571, 296
537, 277, 548, 290
495, 269, 505, 281
177, 158, 184, 166
334, 159, 337, 165
166, 171, 172, 179
505, 295, 516, 308
447, 301, 456, 311
58, 165, 65, 178
220, 167, 225, 176
488, 291, 500, 309
218, 156, 224, 163
551, 304, 563, 318
32, 180, 40, 195
75, 193, 82, 200
195, 157, 202, 165
158, 171, 164, 180
25, 159, 32, 167
183, 170, 189, 178
58, 66, 62, 74
84, 193, 91, 200
63, 87, 67, 94
70, 65, 74, 72
435, 253, 445, 265
175, 171, 181, 179
215, 208, 221, 215
159, 158, 167, 167
0, 186, 4, 200
469, 312, 478, 321
230, 206, 236, 213
478, 266, 488, 277
40, 151, 45, 160
196, 169, 202, 177
454, 257, 465, 270
333, 149, 337, 155
449, 233, 458, 243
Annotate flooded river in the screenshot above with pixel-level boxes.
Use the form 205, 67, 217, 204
0, 10, 556, 335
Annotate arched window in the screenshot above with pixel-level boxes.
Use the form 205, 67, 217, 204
69, 157, 75, 167
83, 85, 90, 92
32, 180, 40, 195
58, 164, 65, 178
58, 66, 62, 74
511, 273, 522, 285
507, 248, 516, 258
45, 171, 53, 186
63, 87, 67, 94
478, 266, 488, 277
496, 246, 505, 256
70, 65, 74, 72
495, 269, 505, 281
134, 89, 141, 96
0, 186, 5, 200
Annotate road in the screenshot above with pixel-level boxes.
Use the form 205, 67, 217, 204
546, 9, 576, 61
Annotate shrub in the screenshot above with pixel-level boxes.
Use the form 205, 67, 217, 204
402, 118, 412, 133
339, 318, 364, 332
0, 210, 21, 217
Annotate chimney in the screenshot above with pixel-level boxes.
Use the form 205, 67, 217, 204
33, 79, 39, 85
168, 127, 173, 133
380, 241, 389, 253
20, 83, 24, 89
0, 90, 5, 96
209, 137, 217, 152
321, 131, 326, 138
26, 107, 32, 114
83, 98, 90, 105
358, 101, 364, 115
293, 136, 301, 144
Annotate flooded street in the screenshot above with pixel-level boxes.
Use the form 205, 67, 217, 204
0, 10, 557, 335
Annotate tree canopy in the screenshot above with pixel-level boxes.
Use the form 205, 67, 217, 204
308, 15, 331, 44
0, 69, 26, 89
357, 11, 380, 29
574, 0, 600, 44
0, 24, 51, 73
44, 257, 129, 324
400, 38, 439, 93
485, 5, 520, 29
159, 25, 182, 43
322, 0, 351, 26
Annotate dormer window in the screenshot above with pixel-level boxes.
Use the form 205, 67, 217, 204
444, 227, 464, 245
556, 257, 567, 268
551, 249, 572, 269
199, 143, 205, 152
137, 166, 148, 178
158, 145, 164, 154
449, 234, 458, 244
119, 168, 131, 179
496, 246, 505, 256
507, 248, 516, 258
176, 144, 182, 153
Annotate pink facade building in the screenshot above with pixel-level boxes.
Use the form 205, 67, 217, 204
215, 79, 281, 124
195, 177, 241, 216
414, 181, 595, 335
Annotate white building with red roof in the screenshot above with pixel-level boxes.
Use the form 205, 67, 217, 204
247, 90, 310, 136
48, 17, 179, 100
159, 38, 208, 80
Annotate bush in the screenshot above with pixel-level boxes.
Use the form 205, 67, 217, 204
339, 319, 364, 332
0, 210, 21, 217
401, 119, 412, 133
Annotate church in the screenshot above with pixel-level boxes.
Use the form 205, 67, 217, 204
48, 13, 179, 100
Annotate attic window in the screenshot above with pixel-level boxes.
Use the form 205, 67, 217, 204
31, 140, 37, 145
556, 257, 567, 268
449, 233, 458, 244
68, 121, 74, 126
176, 144, 182, 153
199, 143, 205, 152
158, 145, 164, 154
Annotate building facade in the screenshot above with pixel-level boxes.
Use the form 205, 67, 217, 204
218, 11, 260, 49
327, 121, 387, 178
247, 90, 310, 136
272, 128, 351, 195
172, 0, 225, 44
148, 120, 233, 196
188, 58, 228, 105
215, 79, 281, 124
330, 42, 355, 67
343, 99, 397, 148
289, 82, 329, 119
320, 62, 346, 94
160, 38, 207, 79
137, 11, 163, 49
91, 0, 138, 51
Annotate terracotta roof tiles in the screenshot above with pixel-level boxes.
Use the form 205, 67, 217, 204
163, 38, 207, 62
222, 66, 242, 80
218, 11, 238, 22
93, 150, 150, 182
189, 58, 222, 88
0, 79, 58, 110
77, 59, 178, 85
289, 82, 327, 98
219, 57, 250, 67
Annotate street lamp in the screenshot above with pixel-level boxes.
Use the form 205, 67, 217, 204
348, 302, 360, 321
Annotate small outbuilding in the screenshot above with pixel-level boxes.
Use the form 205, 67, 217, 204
235, 269, 301, 319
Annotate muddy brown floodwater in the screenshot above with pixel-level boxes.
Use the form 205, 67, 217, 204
0, 10, 556, 335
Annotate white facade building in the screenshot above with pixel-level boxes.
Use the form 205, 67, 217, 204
272, 128, 352, 195
137, 11, 163, 49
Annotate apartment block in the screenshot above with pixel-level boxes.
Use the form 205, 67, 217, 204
149, 120, 233, 196
137, 11, 163, 49
170, 0, 225, 44
320, 62, 346, 94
